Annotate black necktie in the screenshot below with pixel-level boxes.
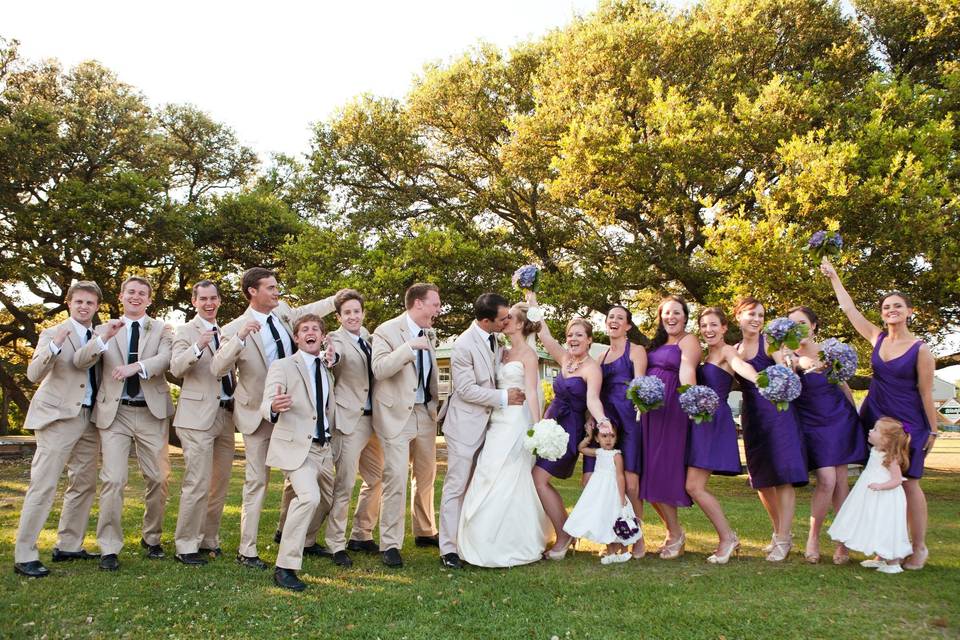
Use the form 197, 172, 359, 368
314, 358, 326, 444
212, 329, 234, 397
357, 337, 374, 407
488, 333, 496, 353
86, 329, 98, 404
266, 315, 286, 360
125, 321, 141, 398
417, 329, 432, 405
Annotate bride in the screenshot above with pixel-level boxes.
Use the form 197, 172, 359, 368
457, 302, 551, 567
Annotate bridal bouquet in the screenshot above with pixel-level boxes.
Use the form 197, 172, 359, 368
512, 264, 540, 292
524, 418, 569, 461
806, 230, 843, 261
678, 384, 720, 424
763, 317, 808, 354
757, 364, 802, 411
626, 375, 665, 414
819, 338, 858, 384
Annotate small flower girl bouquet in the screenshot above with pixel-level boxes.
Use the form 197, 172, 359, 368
523, 418, 569, 461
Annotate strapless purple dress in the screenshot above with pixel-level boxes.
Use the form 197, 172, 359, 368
584, 342, 642, 475
536, 372, 587, 479
795, 369, 868, 470
736, 335, 809, 488
639, 344, 692, 507
685, 363, 742, 476
859, 332, 931, 479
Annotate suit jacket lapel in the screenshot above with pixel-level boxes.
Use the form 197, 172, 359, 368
294, 355, 314, 406
471, 325, 495, 382
114, 323, 129, 361
64, 321, 80, 355
245, 308, 269, 366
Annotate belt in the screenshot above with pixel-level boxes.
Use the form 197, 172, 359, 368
219, 399, 235, 412
311, 437, 330, 446
362, 409, 372, 416
120, 399, 147, 407
81, 404, 94, 410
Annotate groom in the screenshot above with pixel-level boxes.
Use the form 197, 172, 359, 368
438, 293, 525, 569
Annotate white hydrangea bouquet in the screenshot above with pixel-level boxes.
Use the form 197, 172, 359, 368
523, 418, 569, 461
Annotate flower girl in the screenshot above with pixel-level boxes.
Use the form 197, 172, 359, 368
563, 421, 643, 564
828, 417, 913, 574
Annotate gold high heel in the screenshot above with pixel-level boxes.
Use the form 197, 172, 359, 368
804, 540, 820, 564
659, 531, 685, 560
766, 534, 793, 562
707, 533, 740, 565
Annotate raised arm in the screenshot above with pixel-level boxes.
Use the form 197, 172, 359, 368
916, 344, 940, 452
820, 257, 882, 345
526, 291, 566, 365
677, 334, 700, 387
583, 361, 608, 425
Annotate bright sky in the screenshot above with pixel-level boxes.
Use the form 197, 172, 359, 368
4, 0, 630, 158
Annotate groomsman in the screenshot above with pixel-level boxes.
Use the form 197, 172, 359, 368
371, 283, 441, 567
87, 275, 174, 571
169, 280, 236, 566
13, 281, 113, 578
324, 289, 384, 567
261, 314, 337, 591
212, 267, 334, 569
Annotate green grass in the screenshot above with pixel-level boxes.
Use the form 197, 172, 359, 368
1, 455, 958, 640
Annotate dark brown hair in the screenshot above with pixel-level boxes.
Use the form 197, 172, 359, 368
191, 279, 220, 298
732, 296, 762, 318
294, 313, 326, 335
787, 305, 819, 333
697, 306, 728, 327
648, 295, 689, 352
241, 267, 276, 300
334, 288, 364, 313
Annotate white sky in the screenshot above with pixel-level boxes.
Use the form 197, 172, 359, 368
4, 0, 628, 159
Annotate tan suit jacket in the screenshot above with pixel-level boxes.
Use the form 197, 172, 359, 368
80, 318, 174, 428
328, 326, 372, 435
170, 317, 232, 430
370, 313, 439, 440
439, 323, 501, 448
24, 320, 98, 430
261, 355, 336, 471
212, 297, 335, 436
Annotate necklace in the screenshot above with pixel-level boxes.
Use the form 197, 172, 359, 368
565, 355, 587, 374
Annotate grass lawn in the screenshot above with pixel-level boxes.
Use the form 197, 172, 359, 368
1, 453, 957, 640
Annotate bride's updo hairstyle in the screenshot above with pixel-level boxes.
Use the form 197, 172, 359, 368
511, 303, 541, 337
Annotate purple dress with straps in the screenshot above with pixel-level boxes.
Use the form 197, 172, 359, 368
685, 363, 742, 476
639, 344, 692, 506
795, 369, 868, 470
859, 332, 931, 479
583, 342, 642, 475
535, 372, 587, 479
736, 335, 809, 488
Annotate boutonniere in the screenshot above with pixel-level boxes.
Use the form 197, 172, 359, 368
280, 314, 290, 325
426, 328, 438, 347
143, 318, 152, 332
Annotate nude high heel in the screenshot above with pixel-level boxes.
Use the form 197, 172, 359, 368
544, 536, 575, 561
707, 533, 740, 565
659, 531, 685, 560
765, 534, 793, 563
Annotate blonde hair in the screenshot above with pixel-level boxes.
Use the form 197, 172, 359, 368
874, 417, 911, 473
565, 317, 593, 339
511, 303, 541, 337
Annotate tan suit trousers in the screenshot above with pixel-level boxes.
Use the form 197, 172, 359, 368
238, 419, 274, 558
174, 408, 236, 554
325, 415, 384, 552
438, 434, 485, 556
275, 442, 334, 570
14, 408, 99, 563
379, 404, 437, 550
96, 405, 170, 555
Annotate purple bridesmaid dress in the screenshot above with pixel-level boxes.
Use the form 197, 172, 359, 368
583, 342, 642, 475
795, 370, 868, 470
736, 335, 809, 488
536, 373, 587, 479
859, 332, 931, 479
685, 363, 742, 476
639, 344, 692, 506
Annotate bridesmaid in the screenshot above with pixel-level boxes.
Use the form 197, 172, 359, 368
584, 305, 648, 557
734, 296, 809, 562
640, 295, 700, 559
821, 258, 939, 570
787, 305, 868, 565
686, 307, 758, 564
529, 294, 610, 560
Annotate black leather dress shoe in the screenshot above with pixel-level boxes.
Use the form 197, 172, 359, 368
52, 548, 100, 562
440, 553, 463, 570
273, 530, 282, 544
303, 544, 333, 558
414, 535, 440, 548
99, 554, 120, 571
332, 550, 353, 568
381, 548, 403, 568
273, 567, 306, 592
175, 552, 208, 566
347, 539, 379, 554
14, 561, 50, 578
198, 547, 223, 558
236, 554, 268, 570
140, 538, 165, 559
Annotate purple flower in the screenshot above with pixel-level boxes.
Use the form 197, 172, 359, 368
757, 364, 802, 411
763, 317, 808, 353
819, 338, 858, 384
626, 375, 665, 413
512, 265, 540, 291
678, 384, 721, 424
613, 516, 641, 541
806, 230, 843, 260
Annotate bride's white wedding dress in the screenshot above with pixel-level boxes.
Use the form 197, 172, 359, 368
457, 360, 550, 567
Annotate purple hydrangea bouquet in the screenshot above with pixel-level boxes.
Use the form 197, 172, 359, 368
819, 338, 858, 384
807, 230, 843, 261
512, 264, 540, 292
626, 375, 665, 414
763, 317, 809, 354
756, 364, 802, 411
678, 384, 721, 424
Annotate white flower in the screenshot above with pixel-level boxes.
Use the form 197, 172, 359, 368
526, 307, 544, 322
523, 418, 568, 461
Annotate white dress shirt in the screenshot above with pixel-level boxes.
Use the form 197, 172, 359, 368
250, 308, 293, 366
120, 316, 149, 401
405, 313, 431, 404
300, 350, 330, 439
